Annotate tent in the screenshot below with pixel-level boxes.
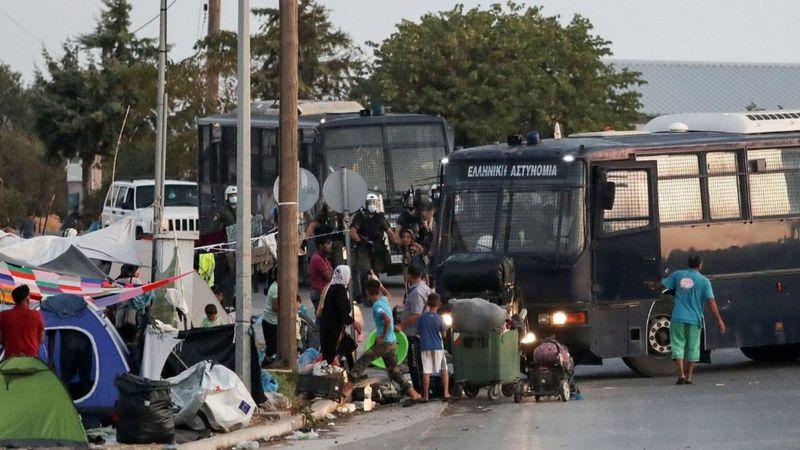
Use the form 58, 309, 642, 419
0, 217, 139, 267
40, 294, 130, 415
0, 357, 88, 448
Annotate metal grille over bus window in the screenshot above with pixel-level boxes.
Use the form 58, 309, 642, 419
386, 124, 447, 190
748, 147, 800, 217
448, 191, 498, 253
707, 152, 743, 220
638, 154, 703, 223
602, 170, 650, 233
323, 126, 387, 191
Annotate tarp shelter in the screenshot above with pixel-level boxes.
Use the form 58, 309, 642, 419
0, 217, 139, 267
190, 272, 228, 327
40, 294, 130, 414
144, 324, 265, 404
0, 357, 89, 448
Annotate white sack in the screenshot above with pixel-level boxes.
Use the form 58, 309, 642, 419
450, 297, 507, 334
167, 361, 256, 432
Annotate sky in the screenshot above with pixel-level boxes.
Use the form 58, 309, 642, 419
2, 0, 800, 83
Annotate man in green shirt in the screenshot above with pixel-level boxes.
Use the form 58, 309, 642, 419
659, 255, 726, 385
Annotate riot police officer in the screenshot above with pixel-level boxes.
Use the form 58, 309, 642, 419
349, 193, 398, 302
213, 185, 238, 231
305, 202, 346, 266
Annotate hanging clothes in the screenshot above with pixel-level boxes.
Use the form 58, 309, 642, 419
198, 253, 216, 288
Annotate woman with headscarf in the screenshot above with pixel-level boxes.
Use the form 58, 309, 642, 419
318, 265, 362, 365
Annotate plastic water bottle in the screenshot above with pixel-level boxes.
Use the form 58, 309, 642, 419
363, 385, 374, 411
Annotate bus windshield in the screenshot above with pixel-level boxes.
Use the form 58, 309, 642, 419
136, 185, 198, 209
444, 187, 586, 263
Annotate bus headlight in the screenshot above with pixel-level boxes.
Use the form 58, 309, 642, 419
520, 332, 537, 345
442, 313, 453, 327
551, 311, 568, 326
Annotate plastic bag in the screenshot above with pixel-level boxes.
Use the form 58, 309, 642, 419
450, 298, 507, 334
168, 361, 256, 432
114, 373, 175, 444
298, 348, 321, 369
261, 369, 279, 393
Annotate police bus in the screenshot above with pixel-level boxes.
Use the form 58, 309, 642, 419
196, 101, 451, 234
435, 111, 800, 376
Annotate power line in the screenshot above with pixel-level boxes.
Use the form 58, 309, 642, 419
131, 0, 179, 35
0, 10, 55, 54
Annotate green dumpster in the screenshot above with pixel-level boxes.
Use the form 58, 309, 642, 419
453, 329, 519, 384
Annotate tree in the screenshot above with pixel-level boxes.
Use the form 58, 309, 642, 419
0, 63, 33, 131
31, 0, 158, 208
195, 0, 364, 104
362, 2, 644, 147
0, 64, 66, 228
31, 0, 209, 215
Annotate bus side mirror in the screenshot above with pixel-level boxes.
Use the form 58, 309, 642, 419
601, 181, 616, 210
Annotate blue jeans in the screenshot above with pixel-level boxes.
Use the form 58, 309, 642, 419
310, 290, 321, 313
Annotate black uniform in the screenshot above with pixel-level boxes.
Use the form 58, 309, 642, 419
313, 205, 346, 266
350, 209, 391, 301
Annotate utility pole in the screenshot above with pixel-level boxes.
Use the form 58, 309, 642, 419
151, 0, 168, 281
234, 0, 252, 387
205, 0, 221, 108
277, 0, 298, 369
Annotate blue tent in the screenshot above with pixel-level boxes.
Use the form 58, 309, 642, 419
39, 294, 130, 415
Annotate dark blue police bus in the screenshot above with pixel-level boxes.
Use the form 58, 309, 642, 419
435, 111, 800, 376
197, 101, 451, 233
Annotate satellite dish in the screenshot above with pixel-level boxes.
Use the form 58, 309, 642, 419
322, 168, 368, 213
273, 168, 320, 212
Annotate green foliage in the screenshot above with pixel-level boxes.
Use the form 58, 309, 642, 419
0, 63, 33, 131
0, 63, 66, 228
194, 0, 364, 103
363, 2, 644, 147
30, 0, 209, 216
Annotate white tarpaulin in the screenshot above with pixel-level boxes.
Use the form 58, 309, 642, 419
190, 272, 229, 327
167, 361, 256, 432
141, 327, 182, 380
0, 218, 139, 266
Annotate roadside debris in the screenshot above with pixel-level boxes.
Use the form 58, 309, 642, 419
286, 430, 320, 440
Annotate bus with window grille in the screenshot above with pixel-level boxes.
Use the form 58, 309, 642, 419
434, 111, 800, 376
196, 101, 451, 235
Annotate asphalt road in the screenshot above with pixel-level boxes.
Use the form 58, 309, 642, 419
363, 350, 800, 450
259, 276, 800, 450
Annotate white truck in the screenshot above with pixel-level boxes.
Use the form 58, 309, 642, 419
101, 180, 199, 238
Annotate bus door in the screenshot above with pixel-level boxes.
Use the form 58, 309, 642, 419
591, 161, 661, 356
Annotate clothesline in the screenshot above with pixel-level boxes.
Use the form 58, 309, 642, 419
194, 229, 346, 252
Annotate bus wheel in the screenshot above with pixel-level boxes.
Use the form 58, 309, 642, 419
741, 344, 800, 362
622, 311, 675, 377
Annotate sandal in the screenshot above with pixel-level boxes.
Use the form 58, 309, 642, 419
676, 378, 686, 385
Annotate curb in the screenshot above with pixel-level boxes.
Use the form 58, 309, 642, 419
179, 399, 339, 450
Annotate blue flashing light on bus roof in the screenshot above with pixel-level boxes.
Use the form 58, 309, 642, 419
526, 130, 540, 146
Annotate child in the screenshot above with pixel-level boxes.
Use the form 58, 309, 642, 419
202, 304, 224, 328
400, 229, 428, 282
349, 278, 423, 404
417, 293, 450, 401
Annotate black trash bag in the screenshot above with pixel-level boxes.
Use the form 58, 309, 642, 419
114, 373, 175, 444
